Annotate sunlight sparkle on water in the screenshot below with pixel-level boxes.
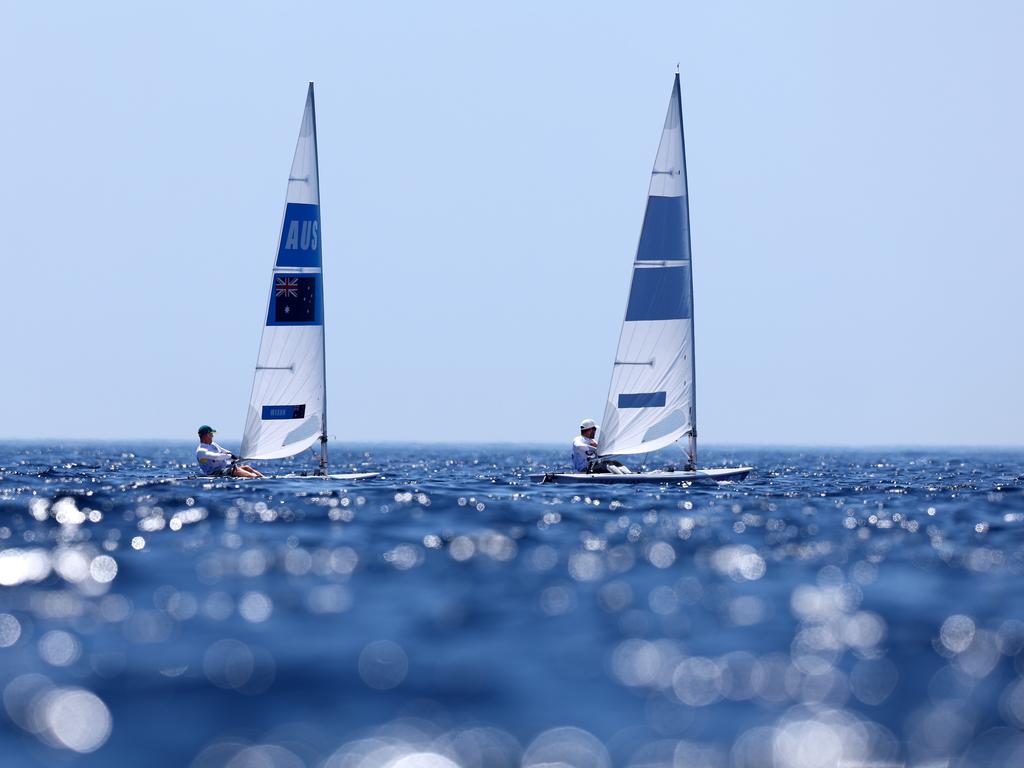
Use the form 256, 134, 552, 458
1, 446, 1023, 764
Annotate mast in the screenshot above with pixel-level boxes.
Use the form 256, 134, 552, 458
308, 81, 329, 476
677, 74, 698, 471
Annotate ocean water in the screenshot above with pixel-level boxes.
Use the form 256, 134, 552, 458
1, 443, 1023, 767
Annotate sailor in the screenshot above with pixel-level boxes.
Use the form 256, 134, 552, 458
572, 419, 630, 474
195, 426, 265, 478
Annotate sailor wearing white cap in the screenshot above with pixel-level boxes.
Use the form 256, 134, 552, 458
571, 419, 630, 474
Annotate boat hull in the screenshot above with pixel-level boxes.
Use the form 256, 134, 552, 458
269, 472, 380, 481
529, 467, 752, 484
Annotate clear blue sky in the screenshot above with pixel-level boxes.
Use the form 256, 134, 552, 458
2, 1, 1021, 446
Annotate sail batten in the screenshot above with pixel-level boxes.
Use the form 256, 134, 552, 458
600, 74, 696, 460
240, 84, 327, 463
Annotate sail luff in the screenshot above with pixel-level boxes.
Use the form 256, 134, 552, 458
676, 74, 698, 470
308, 82, 329, 475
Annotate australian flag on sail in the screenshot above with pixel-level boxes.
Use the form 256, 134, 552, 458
267, 273, 320, 325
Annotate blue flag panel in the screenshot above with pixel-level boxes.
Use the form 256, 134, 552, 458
624, 266, 691, 321
635, 195, 689, 263
267, 274, 321, 326
276, 203, 322, 268
618, 392, 667, 408
262, 404, 307, 420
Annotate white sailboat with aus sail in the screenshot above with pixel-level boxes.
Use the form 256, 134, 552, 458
534, 74, 751, 485
239, 83, 378, 481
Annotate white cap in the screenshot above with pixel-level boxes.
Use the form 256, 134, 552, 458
579, 418, 599, 430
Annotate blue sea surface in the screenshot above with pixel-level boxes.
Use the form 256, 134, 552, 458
1, 443, 1023, 767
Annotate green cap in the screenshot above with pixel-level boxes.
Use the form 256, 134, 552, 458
198, 425, 215, 435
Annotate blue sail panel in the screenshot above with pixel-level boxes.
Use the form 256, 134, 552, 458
624, 266, 691, 321
635, 195, 689, 263
618, 392, 667, 408
276, 203, 322, 267
262, 404, 307, 420
266, 274, 322, 326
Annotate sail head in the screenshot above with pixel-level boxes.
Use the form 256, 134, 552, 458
600, 75, 696, 458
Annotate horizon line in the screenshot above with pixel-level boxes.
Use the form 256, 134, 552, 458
1, 438, 1022, 452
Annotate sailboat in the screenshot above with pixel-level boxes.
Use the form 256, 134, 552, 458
533, 74, 751, 484
238, 83, 378, 481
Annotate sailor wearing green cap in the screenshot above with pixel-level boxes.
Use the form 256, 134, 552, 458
196, 426, 265, 478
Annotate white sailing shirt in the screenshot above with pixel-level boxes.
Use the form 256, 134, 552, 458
571, 435, 598, 472
196, 441, 234, 475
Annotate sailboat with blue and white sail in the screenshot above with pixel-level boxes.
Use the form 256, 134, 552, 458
239, 83, 378, 480
534, 74, 751, 484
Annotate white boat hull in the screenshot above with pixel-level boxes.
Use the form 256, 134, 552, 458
189, 472, 380, 482
269, 472, 380, 481
530, 467, 752, 484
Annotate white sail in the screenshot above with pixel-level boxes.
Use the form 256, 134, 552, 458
600, 74, 696, 460
240, 83, 327, 461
